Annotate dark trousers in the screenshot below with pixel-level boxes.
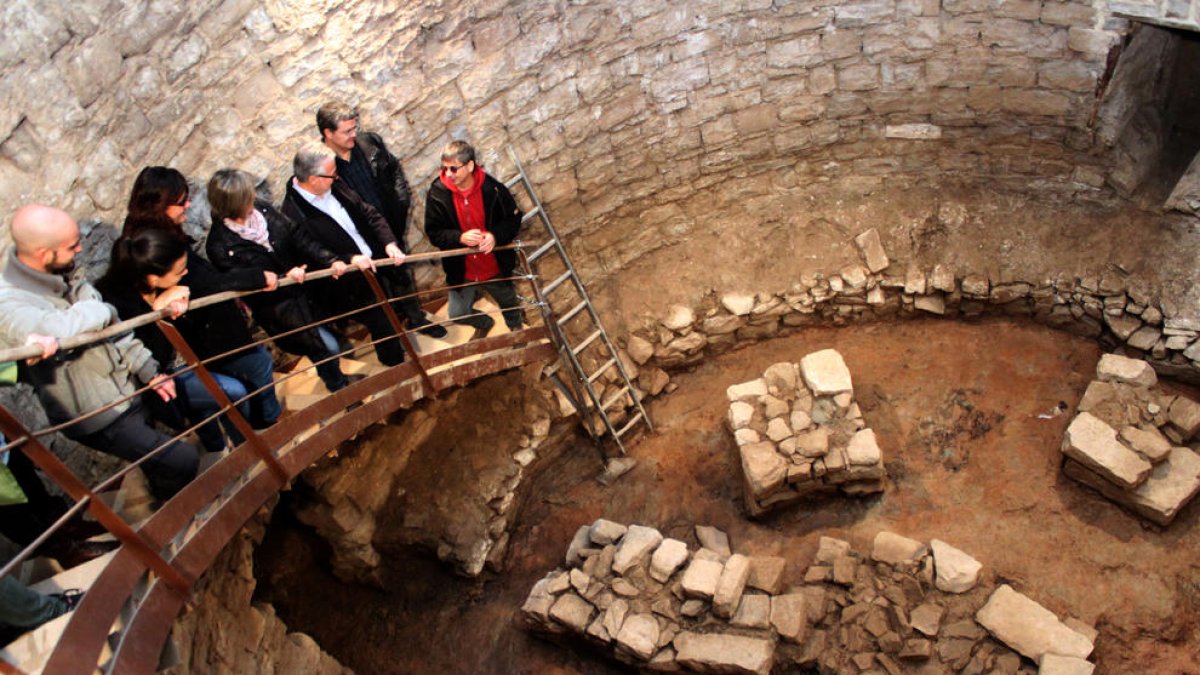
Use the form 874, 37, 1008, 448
71, 401, 200, 501
449, 279, 524, 330
0, 449, 70, 547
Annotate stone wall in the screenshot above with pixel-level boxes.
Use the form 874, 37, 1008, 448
1, 0, 1126, 245
1107, 0, 1200, 30
164, 503, 351, 675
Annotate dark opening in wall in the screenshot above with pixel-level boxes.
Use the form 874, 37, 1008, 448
1098, 23, 1200, 212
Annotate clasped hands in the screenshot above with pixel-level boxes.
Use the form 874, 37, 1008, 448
460, 229, 495, 254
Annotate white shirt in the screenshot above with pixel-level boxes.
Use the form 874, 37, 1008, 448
292, 179, 373, 257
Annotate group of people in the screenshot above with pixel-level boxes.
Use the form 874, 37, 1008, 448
0, 102, 528, 531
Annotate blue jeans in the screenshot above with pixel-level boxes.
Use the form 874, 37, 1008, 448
313, 327, 349, 391
176, 346, 281, 451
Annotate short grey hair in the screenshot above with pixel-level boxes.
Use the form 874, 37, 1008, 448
441, 140, 476, 166
293, 143, 335, 181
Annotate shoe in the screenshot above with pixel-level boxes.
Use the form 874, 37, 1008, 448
416, 322, 448, 339
48, 539, 119, 568
55, 589, 84, 611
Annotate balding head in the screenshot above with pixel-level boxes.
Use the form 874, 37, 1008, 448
10, 205, 81, 274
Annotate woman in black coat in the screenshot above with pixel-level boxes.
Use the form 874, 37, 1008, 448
120, 166, 282, 438
205, 169, 354, 392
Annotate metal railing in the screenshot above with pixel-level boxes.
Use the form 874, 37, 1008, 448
0, 243, 557, 674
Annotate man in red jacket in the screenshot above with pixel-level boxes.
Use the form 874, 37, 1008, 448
423, 141, 525, 337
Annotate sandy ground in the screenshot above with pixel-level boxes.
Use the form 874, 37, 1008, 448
255, 318, 1200, 674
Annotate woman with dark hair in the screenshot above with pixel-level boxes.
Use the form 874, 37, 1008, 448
97, 229, 255, 452
205, 169, 359, 392
118, 166, 281, 442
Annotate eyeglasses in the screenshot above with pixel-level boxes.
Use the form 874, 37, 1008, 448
441, 165, 466, 174
315, 173, 337, 180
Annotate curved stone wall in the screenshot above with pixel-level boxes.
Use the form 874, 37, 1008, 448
2, 0, 1122, 226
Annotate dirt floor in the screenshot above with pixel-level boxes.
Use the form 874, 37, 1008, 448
255, 318, 1200, 674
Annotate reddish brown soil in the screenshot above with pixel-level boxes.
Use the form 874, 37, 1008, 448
256, 318, 1200, 674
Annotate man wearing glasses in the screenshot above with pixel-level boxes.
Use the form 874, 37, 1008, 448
316, 102, 445, 339
281, 144, 420, 366
424, 141, 525, 337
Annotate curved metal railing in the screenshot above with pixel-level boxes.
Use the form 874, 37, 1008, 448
0, 242, 556, 674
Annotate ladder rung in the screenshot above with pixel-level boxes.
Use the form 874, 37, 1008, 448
505, 174, 522, 189
557, 301, 588, 326
601, 384, 631, 412
571, 329, 603, 356
521, 206, 542, 223
528, 239, 556, 262
588, 358, 617, 384
616, 411, 645, 437
543, 271, 573, 295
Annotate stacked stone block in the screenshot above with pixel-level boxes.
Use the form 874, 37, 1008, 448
523, 524, 1098, 673
1061, 354, 1200, 525
521, 520, 785, 674
726, 351, 886, 516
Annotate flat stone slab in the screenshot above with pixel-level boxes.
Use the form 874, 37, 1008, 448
1064, 446, 1200, 525
740, 441, 787, 496
613, 525, 663, 574
930, 539, 982, 593
746, 556, 786, 594
680, 558, 724, 599
800, 349, 853, 395
1096, 353, 1157, 387
1168, 396, 1200, 440
615, 612, 660, 661
589, 519, 627, 546
1063, 412, 1152, 489
649, 538, 690, 582
727, 378, 768, 402
854, 228, 890, 272
975, 585, 1093, 663
549, 592, 595, 632
871, 531, 927, 566
770, 592, 809, 644
713, 554, 751, 619
731, 593, 771, 629
846, 428, 882, 466
1118, 426, 1172, 463
673, 631, 776, 675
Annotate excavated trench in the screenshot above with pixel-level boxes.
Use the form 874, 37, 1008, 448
252, 314, 1200, 673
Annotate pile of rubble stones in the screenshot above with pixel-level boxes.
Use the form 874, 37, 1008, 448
1062, 353, 1200, 525
621, 229, 1200, 389
726, 350, 886, 516
520, 520, 1097, 674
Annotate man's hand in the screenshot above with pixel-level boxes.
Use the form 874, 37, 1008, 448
24, 334, 57, 365
350, 254, 376, 273
286, 265, 307, 284
477, 231, 496, 254
148, 374, 177, 402
152, 286, 190, 319
262, 270, 279, 292
331, 260, 349, 279
384, 243, 406, 266
460, 229, 483, 247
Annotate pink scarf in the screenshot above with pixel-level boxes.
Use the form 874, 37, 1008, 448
225, 208, 272, 252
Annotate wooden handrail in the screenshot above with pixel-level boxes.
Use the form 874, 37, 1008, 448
0, 244, 528, 364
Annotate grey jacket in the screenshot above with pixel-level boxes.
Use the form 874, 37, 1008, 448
0, 251, 159, 435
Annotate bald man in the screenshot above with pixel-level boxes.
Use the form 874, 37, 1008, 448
0, 205, 199, 500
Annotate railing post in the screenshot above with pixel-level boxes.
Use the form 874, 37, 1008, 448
0, 407, 192, 594
155, 321, 288, 486
361, 269, 438, 397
